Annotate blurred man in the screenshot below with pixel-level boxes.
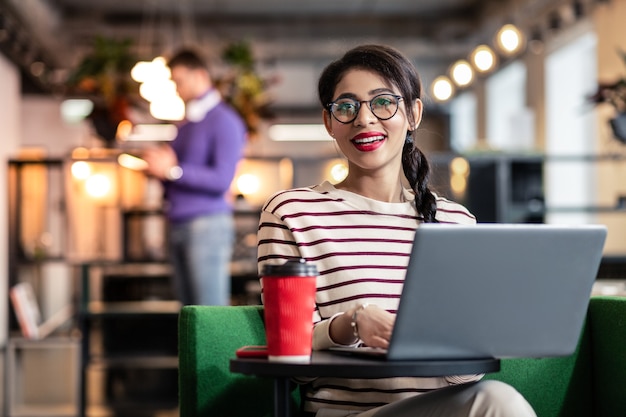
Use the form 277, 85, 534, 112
143, 49, 247, 306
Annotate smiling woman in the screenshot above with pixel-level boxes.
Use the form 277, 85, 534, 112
256, 44, 537, 417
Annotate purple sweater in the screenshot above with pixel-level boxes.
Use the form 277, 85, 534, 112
164, 98, 246, 223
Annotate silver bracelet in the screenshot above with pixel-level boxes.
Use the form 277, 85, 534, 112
350, 303, 369, 339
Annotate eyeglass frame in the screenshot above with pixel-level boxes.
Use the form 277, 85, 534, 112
326, 93, 404, 124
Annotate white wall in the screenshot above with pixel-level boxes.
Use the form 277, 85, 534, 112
450, 91, 478, 152
544, 31, 597, 225
485, 61, 532, 151
0, 53, 22, 347
0, 52, 14, 408
20, 95, 93, 156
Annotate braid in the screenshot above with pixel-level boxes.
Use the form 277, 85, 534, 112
402, 135, 438, 223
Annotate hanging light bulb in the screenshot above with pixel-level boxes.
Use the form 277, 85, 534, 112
150, 96, 185, 121
139, 79, 177, 103
496, 24, 524, 55
432, 76, 455, 102
450, 60, 474, 87
131, 61, 152, 83
146, 57, 171, 81
470, 45, 497, 73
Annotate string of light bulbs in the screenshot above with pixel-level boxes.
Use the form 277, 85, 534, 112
431, 0, 609, 102
431, 23, 523, 102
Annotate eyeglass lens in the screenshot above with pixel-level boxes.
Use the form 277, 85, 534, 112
329, 94, 402, 123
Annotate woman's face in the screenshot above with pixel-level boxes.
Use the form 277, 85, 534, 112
323, 69, 422, 179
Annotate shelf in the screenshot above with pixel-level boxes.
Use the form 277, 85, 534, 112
8, 159, 182, 417
97, 263, 172, 277
86, 300, 181, 315
545, 205, 626, 213
88, 355, 178, 369
86, 404, 178, 417
7, 338, 80, 417
9, 404, 77, 417
14, 255, 67, 264
85, 366, 179, 416
9, 334, 80, 346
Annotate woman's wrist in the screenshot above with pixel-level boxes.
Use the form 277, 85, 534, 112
350, 303, 369, 340
329, 305, 363, 345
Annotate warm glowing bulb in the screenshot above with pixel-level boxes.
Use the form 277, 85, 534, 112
71, 161, 91, 180
150, 96, 185, 121
471, 45, 496, 72
236, 174, 261, 195
330, 162, 349, 183
139, 79, 177, 103
85, 174, 111, 198
131, 61, 152, 83
150, 57, 170, 79
450, 60, 474, 87
497, 24, 523, 54
449, 157, 470, 177
450, 175, 468, 195
432, 76, 454, 102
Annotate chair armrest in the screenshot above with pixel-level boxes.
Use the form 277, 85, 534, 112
589, 296, 626, 416
178, 305, 276, 417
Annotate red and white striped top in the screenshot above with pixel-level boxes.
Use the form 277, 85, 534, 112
258, 181, 479, 414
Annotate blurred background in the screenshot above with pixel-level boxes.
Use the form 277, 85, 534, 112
2, 0, 626, 416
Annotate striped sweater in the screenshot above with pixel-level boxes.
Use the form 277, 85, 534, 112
257, 181, 479, 414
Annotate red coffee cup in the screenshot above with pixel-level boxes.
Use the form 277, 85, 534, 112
262, 259, 318, 362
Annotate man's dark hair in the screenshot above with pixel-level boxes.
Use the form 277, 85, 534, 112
167, 49, 209, 71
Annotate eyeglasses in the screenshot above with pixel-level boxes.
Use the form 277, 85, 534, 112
327, 93, 404, 124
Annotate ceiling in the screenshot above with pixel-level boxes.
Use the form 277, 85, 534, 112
0, 0, 574, 94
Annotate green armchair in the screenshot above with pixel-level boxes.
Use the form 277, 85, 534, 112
178, 296, 626, 417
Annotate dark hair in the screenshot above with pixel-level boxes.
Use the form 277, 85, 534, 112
317, 44, 438, 223
167, 48, 209, 72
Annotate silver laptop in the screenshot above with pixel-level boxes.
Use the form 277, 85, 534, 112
330, 223, 607, 361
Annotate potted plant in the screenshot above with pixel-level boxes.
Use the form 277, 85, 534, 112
588, 49, 626, 143
65, 36, 139, 146
216, 41, 274, 140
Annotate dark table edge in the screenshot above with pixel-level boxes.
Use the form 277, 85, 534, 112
230, 351, 500, 379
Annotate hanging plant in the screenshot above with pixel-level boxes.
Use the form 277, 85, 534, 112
65, 36, 139, 145
217, 40, 274, 140
588, 49, 626, 143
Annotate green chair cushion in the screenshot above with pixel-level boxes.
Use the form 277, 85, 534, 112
484, 313, 593, 417
589, 296, 626, 417
179, 305, 278, 417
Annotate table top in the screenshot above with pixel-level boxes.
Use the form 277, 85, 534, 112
230, 351, 500, 379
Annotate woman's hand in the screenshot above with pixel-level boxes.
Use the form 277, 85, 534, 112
354, 305, 395, 349
330, 304, 395, 348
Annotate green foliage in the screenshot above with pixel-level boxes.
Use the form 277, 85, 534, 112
66, 36, 138, 103
222, 40, 255, 70
217, 40, 274, 138
589, 48, 626, 113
